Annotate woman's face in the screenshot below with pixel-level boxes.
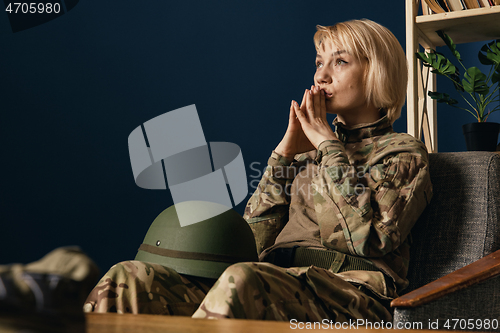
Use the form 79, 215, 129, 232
314, 42, 376, 124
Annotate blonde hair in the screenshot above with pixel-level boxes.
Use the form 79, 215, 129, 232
314, 19, 407, 124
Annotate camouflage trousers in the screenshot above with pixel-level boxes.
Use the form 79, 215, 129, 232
83, 260, 392, 322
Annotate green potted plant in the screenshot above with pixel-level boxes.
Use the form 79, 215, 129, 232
416, 31, 500, 151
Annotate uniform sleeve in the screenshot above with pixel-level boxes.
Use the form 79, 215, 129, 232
312, 139, 433, 258
243, 151, 303, 254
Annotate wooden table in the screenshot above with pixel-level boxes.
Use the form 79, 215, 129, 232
0, 312, 478, 332
87, 313, 301, 333
85, 313, 444, 333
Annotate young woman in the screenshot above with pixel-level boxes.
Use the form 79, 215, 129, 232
85, 19, 432, 323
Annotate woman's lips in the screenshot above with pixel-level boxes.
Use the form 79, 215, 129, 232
321, 89, 333, 98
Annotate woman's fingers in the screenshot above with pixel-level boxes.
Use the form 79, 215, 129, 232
299, 89, 308, 110
293, 100, 305, 121
289, 100, 296, 123
304, 86, 327, 120
312, 86, 322, 114
319, 88, 327, 119
305, 88, 315, 118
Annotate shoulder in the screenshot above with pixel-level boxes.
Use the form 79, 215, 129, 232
373, 132, 429, 163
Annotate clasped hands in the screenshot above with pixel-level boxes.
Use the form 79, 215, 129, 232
275, 86, 338, 161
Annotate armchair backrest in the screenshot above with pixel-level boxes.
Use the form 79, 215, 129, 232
405, 152, 500, 293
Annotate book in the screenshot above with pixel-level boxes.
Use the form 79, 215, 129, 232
424, 0, 446, 13
426, 0, 499, 14
448, 0, 465, 10
464, 0, 480, 8
437, 0, 451, 10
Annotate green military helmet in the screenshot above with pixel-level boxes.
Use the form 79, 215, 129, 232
135, 201, 258, 279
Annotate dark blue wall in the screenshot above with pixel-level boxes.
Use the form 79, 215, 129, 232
1, 1, 497, 273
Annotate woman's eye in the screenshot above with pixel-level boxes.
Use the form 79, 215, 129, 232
315, 61, 323, 68
336, 59, 347, 66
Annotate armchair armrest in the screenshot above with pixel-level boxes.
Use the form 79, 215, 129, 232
391, 249, 500, 308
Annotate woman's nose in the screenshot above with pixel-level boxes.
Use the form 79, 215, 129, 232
315, 70, 331, 85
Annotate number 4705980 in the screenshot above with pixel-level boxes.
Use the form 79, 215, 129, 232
5, 2, 61, 14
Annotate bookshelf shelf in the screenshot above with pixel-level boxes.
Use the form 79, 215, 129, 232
417, 6, 500, 47
405, 0, 500, 152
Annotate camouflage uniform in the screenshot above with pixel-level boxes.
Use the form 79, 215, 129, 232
192, 262, 392, 322
83, 261, 214, 316
245, 115, 433, 299
84, 115, 432, 322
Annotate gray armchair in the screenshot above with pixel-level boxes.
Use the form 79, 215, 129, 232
391, 152, 500, 331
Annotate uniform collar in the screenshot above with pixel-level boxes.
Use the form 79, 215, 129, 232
333, 114, 393, 144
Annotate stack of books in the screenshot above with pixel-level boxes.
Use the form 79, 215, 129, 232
425, 0, 500, 13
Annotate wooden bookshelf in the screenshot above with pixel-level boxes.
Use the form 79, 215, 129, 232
417, 6, 500, 47
406, 1, 500, 152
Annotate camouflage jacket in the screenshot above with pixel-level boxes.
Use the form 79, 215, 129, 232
243, 115, 433, 298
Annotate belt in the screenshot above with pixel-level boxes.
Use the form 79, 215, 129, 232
264, 246, 379, 273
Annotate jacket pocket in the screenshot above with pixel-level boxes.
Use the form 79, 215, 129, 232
247, 213, 287, 255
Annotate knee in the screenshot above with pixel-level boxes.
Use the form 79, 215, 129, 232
216, 262, 264, 290
220, 262, 256, 277
98, 261, 139, 282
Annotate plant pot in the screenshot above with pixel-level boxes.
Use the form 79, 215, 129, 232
462, 122, 500, 152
